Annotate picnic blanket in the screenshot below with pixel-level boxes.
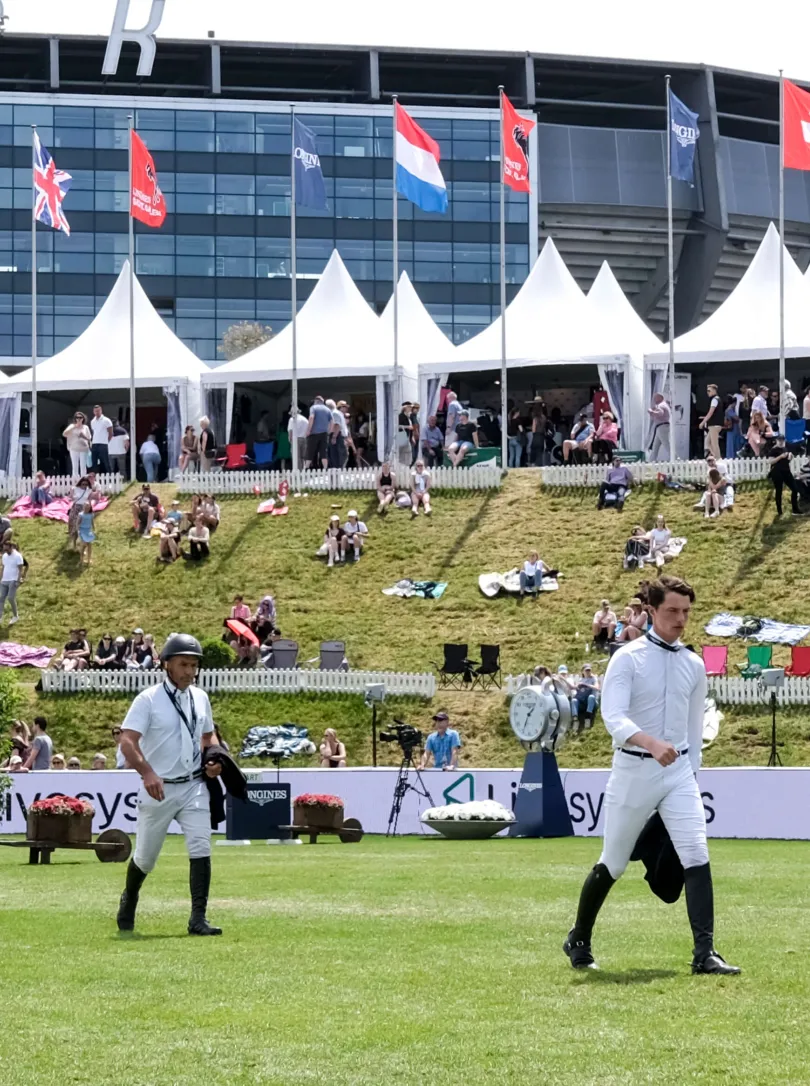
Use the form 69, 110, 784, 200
704, 612, 810, 645
239, 725, 316, 760
9, 495, 111, 523
703, 698, 722, 748
382, 579, 448, 599
0, 641, 56, 669
478, 569, 560, 598
257, 499, 289, 516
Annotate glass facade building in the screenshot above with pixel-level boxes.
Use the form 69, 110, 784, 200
0, 98, 534, 363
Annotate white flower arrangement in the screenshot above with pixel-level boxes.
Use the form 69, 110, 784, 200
421, 800, 515, 823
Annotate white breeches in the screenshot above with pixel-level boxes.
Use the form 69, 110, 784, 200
598, 750, 708, 880
134, 778, 211, 874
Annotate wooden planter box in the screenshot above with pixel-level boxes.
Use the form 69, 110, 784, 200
293, 804, 344, 830
27, 812, 93, 845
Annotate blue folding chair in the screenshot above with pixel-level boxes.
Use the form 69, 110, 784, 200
785, 418, 805, 449
252, 441, 275, 468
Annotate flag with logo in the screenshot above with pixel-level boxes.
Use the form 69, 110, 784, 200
395, 102, 447, 213
293, 116, 328, 210
130, 130, 166, 227
784, 79, 810, 171
501, 92, 536, 193
33, 131, 72, 235
668, 90, 700, 183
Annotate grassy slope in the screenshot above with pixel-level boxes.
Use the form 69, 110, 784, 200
0, 837, 808, 1086
5, 471, 810, 767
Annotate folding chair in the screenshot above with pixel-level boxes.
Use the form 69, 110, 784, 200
471, 644, 501, 690
784, 418, 806, 450
434, 643, 476, 689
319, 640, 348, 671
217, 443, 248, 471
251, 441, 276, 468
785, 645, 810, 677
263, 639, 299, 669
738, 643, 772, 678
701, 645, 728, 677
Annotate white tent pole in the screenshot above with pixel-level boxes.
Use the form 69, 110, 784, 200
30, 125, 38, 478
128, 113, 137, 482
290, 104, 299, 472
498, 86, 508, 471
666, 75, 676, 464
779, 69, 786, 438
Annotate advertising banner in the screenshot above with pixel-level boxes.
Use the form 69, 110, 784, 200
2, 767, 809, 840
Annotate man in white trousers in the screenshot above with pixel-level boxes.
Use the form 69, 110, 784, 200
564, 576, 740, 976
648, 393, 671, 462
117, 633, 223, 936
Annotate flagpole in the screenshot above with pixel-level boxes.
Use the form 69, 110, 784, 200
498, 86, 508, 472
128, 113, 137, 483
392, 94, 400, 465
779, 69, 786, 438
290, 105, 299, 472
665, 76, 676, 464
30, 126, 38, 478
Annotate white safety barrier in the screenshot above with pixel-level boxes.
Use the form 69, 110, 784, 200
0, 473, 125, 499
539, 457, 805, 488
506, 672, 810, 706
41, 667, 436, 698
176, 464, 501, 494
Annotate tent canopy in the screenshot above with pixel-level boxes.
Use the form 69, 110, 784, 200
203, 250, 389, 386
381, 271, 456, 372
647, 223, 810, 365
586, 261, 662, 356
5, 261, 208, 392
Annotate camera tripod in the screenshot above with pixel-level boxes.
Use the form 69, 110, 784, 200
767, 690, 783, 767
386, 750, 435, 836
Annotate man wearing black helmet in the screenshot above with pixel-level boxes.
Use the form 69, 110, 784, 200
116, 633, 223, 936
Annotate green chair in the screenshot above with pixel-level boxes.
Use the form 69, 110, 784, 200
737, 643, 773, 679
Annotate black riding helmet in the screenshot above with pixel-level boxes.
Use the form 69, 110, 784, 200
160, 633, 203, 662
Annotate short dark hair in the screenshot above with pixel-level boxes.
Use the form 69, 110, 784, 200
648, 576, 695, 609
34, 716, 48, 731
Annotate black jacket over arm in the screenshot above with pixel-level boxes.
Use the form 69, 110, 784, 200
202, 744, 249, 829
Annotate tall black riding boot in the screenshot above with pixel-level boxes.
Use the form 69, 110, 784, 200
684, 862, 740, 975
564, 862, 616, 969
117, 860, 147, 932
188, 856, 222, 936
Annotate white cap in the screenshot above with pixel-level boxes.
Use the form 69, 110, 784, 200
557, 664, 568, 674
347, 509, 358, 518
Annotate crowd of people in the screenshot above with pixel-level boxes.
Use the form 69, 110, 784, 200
1, 717, 125, 773
130, 485, 220, 563
50, 627, 162, 672
689, 380, 808, 461
529, 665, 601, 732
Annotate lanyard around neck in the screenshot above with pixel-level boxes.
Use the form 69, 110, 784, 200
646, 631, 680, 653
162, 681, 197, 739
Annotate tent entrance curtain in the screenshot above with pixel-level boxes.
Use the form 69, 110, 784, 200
383, 380, 395, 459
163, 386, 181, 474
645, 364, 667, 450
0, 393, 20, 476
598, 363, 627, 449
426, 375, 448, 420
204, 387, 227, 452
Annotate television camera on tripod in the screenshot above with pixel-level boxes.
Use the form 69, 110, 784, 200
381, 720, 435, 836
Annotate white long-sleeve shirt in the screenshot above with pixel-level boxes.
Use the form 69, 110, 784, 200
600, 634, 707, 774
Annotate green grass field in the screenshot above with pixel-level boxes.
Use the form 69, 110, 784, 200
4, 471, 810, 766
0, 835, 806, 1085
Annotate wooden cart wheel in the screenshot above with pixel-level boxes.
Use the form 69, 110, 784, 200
339, 817, 363, 844
94, 829, 132, 863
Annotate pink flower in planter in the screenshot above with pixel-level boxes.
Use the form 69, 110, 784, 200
293, 793, 344, 809
29, 795, 95, 817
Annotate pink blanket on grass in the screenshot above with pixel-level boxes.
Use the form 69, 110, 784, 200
8, 495, 111, 523
0, 642, 56, 668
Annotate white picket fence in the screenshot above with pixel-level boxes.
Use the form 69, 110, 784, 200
0, 473, 125, 500
539, 457, 804, 488
176, 464, 502, 494
40, 667, 436, 698
505, 672, 810, 706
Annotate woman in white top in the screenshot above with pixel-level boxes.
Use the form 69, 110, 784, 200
62, 412, 92, 479
646, 514, 672, 568
519, 550, 546, 597
410, 460, 432, 516
343, 510, 369, 561
186, 515, 211, 561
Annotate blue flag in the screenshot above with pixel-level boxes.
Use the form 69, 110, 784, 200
669, 90, 700, 183
293, 116, 327, 210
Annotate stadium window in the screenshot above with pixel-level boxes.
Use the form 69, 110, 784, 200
177, 256, 215, 276
176, 317, 215, 339
53, 128, 94, 149
215, 194, 255, 215
135, 109, 174, 131
13, 104, 53, 126
216, 132, 255, 153
176, 131, 215, 152
15, 126, 52, 146
177, 111, 215, 131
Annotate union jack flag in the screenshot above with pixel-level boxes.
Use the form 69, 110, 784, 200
33, 131, 72, 236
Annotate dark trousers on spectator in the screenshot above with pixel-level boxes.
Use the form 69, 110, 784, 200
110, 454, 128, 479
189, 540, 210, 561
772, 472, 801, 515
598, 482, 627, 509
328, 435, 347, 469
424, 445, 444, 468
91, 444, 111, 473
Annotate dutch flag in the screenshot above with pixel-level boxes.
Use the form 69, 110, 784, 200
395, 102, 448, 214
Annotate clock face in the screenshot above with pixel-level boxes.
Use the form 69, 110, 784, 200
509, 686, 546, 743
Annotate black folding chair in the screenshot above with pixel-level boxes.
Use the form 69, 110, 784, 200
471, 644, 502, 691
433, 643, 477, 689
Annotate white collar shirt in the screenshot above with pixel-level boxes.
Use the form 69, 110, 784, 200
600, 633, 707, 773
122, 679, 214, 780
90, 415, 112, 443
752, 395, 768, 416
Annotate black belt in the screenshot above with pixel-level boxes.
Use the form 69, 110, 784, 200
163, 769, 203, 784
620, 747, 688, 760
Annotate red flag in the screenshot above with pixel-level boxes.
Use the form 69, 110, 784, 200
130, 130, 166, 227
783, 79, 810, 171
501, 93, 536, 192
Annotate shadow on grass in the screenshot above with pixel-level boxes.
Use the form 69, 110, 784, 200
575, 968, 678, 985
434, 490, 496, 577
114, 932, 191, 942
732, 492, 801, 586
53, 547, 86, 581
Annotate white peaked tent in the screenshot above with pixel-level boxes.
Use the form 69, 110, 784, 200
0, 367, 16, 476
585, 261, 663, 449
2, 261, 208, 476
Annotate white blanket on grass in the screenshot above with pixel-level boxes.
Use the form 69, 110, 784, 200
479, 569, 559, 598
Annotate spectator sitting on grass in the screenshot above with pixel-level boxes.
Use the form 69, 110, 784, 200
530, 664, 552, 686
694, 456, 734, 513
234, 634, 259, 668
447, 412, 479, 467
230, 595, 252, 623
597, 457, 634, 511
199, 494, 221, 532
572, 664, 600, 730
92, 753, 107, 770
185, 515, 211, 561
319, 728, 347, 768
343, 510, 369, 562
376, 461, 396, 514
57, 628, 91, 672
157, 519, 182, 564
67, 756, 81, 770
647, 514, 672, 567
165, 500, 184, 526
113, 636, 128, 668
592, 599, 617, 647
252, 596, 277, 640
259, 627, 283, 667
322, 515, 347, 568
94, 633, 121, 669
519, 550, 547, 597
30, 470, 54, 508
410, 461, 432, 516
126, 631, 157, 670
623, 525, 651, 570
616, 598, 648, 642
131, 484, 162, 538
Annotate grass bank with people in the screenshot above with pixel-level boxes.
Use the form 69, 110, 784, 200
3, 471, 810, 765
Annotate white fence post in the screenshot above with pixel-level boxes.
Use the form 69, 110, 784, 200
540, 457, 782, 489
175, 465, 502, 495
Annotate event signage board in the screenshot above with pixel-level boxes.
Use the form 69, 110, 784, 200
2, 767, 809, 840
226, 783, 291, 840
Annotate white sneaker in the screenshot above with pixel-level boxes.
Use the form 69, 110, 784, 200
8, 616, 18, 625
142, 531, 151, 539
710, 510, 720, 519
693, 501, 704, 510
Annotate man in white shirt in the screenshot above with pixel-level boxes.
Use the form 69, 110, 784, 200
343, 510, 368, 561
108, 422, 130, 478
89, 404, 114, 474
444, 391, 461, 448
0, 539, 24, 625
647, 393, 672, 461
117, 633, 223, 936
752, 385, 769, 418
287, 408, 309, 469
326, 398, 349, 469
564, 576, 740, 976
